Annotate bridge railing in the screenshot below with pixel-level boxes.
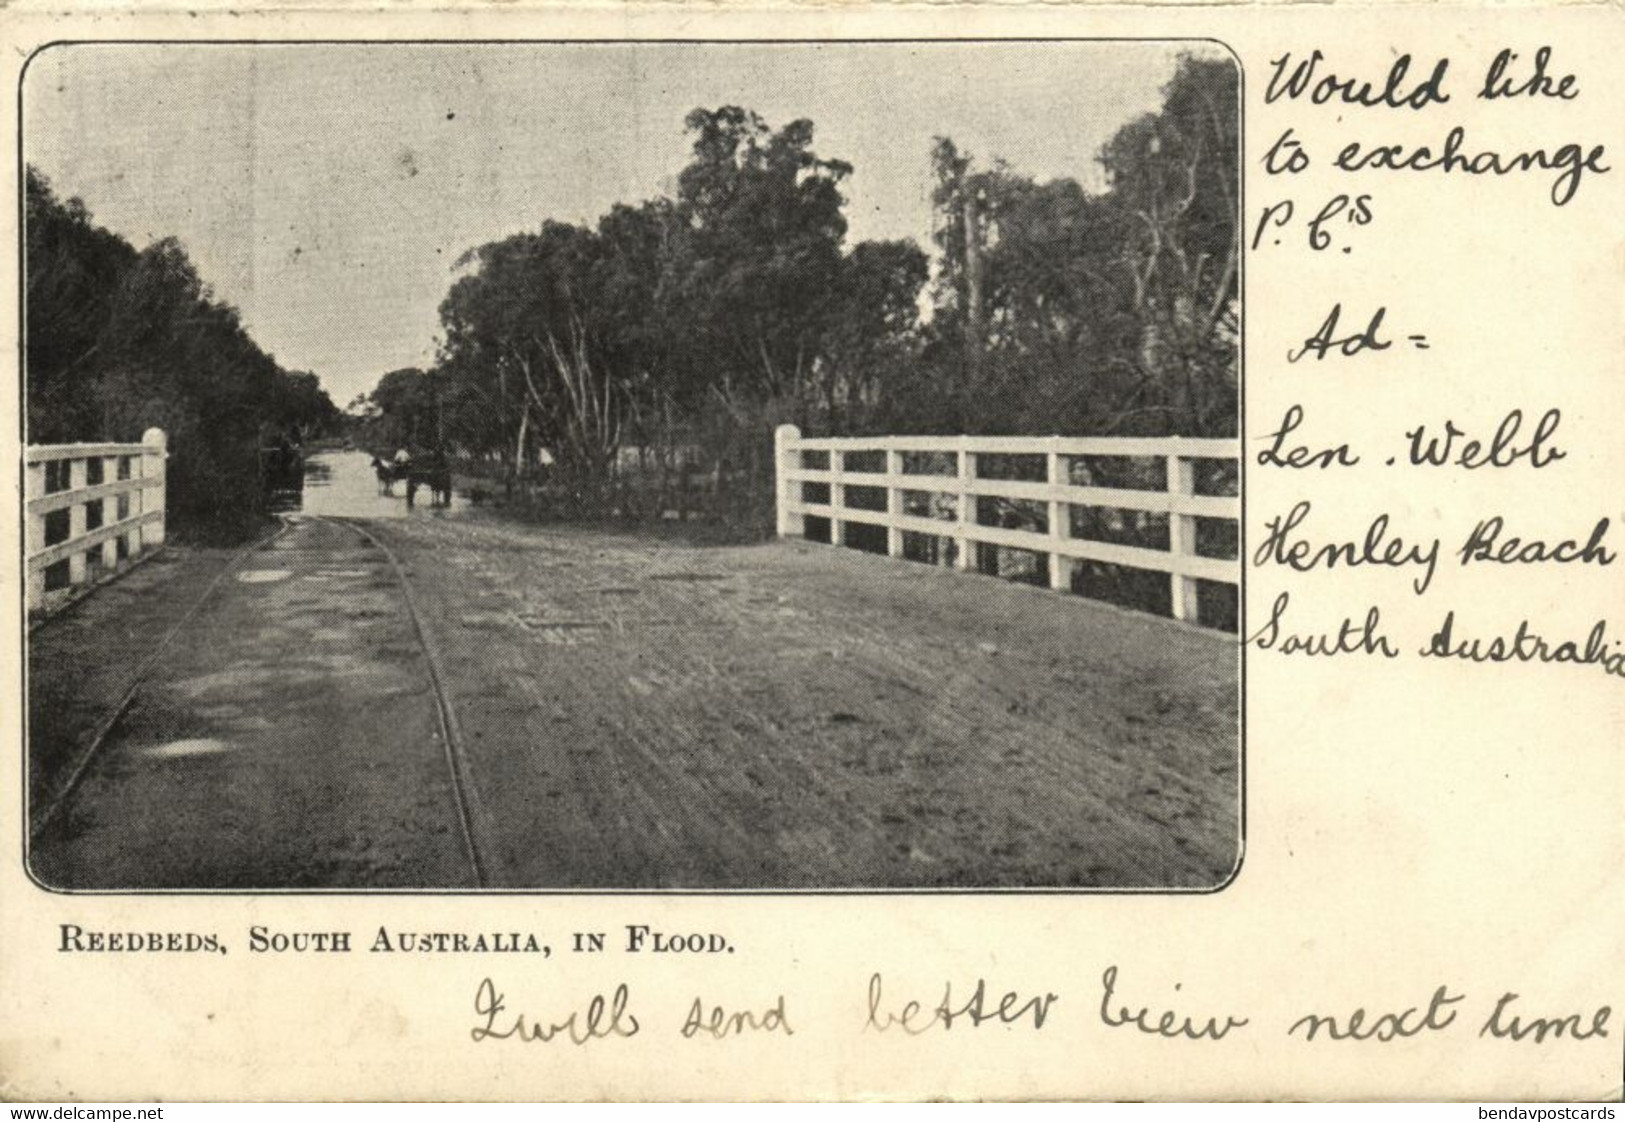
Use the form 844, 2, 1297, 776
24, 428, 168, 614
774, 425, 1239, 624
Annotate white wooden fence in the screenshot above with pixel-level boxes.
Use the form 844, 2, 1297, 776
775, 425, 1239, 624
25, 428, 167, 613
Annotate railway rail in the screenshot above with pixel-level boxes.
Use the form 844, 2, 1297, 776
28, 514, 488, 890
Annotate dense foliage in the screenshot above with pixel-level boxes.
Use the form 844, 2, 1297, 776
921, 55, 1239, 438
25, 168, 339, 537
360, 55, 1238, 532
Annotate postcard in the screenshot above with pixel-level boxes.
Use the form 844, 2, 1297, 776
1, 1, 1619, 1102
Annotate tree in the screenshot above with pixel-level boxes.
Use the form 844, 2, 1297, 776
26, 165, 345, 536
928, 142, 1137, 434
25, 167, 136, 442
1099, 54, 1240, 437
436, 222, 631, 496
365, 367, 440, 452
663, 108, 854, 418
820, 239, 930, 432
927, 53, 1239, 439
273, 371, 341, 442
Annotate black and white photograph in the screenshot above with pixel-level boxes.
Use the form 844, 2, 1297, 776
21, 41, 1241, 892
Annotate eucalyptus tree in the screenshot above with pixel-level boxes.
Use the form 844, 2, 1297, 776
927, 54, 1239, 440
663, 107, 854, 422
25, 166, 339, 534
1098, 53, 1240, 438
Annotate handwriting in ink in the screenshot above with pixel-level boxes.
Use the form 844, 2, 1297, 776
865, 973, 1058, 1034
1262, 128, 1310, 176
1479, 48, 1579, 101
1306, 195, 1376, 252
1289, 986, 1466, 1041
1251, 196, 1377, 254
1256, 501, 1440, 595
1288, 304, 1391, 363
682, 995, 794, 1039
1331, 127, 1609, 207
1248, 592, 1400, 659
470, 977, 640, 1044
1257, 406, 1360, 470
1404, 408, 1565, 469
1458, 516, 1614, 569
1480, 993, 1612, 1043
1421, 613, 1625, 679
1265, 50, 1451, 110
1098, 967, 1250, 1041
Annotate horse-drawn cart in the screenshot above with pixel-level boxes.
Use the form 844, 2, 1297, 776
259, 441, 305, 499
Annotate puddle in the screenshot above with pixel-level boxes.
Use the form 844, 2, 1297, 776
171, 664, 323, 698
515, 615, 601, 632
237, 569, 293, 584
458, 612, 509, 630
515, 618, 603, 645
144, 738, 231, 759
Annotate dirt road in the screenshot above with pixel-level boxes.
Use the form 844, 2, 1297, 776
29, 451, 1239, 890
30, 517, 475, 889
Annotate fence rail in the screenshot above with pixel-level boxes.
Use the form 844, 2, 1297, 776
25, 428, 167, 613
774, 425, 1239, 624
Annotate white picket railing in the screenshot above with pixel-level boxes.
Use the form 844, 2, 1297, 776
24, 428, 168, 613
774, 425, 1239, 624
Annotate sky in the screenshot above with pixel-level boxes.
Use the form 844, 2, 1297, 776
24, 42, 1217, 407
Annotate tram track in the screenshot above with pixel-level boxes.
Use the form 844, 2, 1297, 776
315, 515, 491, 888
27, 519, 293, 845
30, 513, 491, 891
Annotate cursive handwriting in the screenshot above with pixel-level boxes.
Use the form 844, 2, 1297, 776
1265, 50, 1451, 110
1256, 501, 1441, 595
1257, 405, 1360, 470
1480, 993, 1612, 1043
1405, 408, 1565, 469
448, 976, 1619, 1050
1249, 592, 1400, 659
1421, 613, 1625, 678
1099, 966, 1250, 1041
682, 995, 794, 1039
470, 977, 640, 1044
1479, 47, 1579, 101
1288, 303, 1391, 363
1290, 986, 1466, 1041
1331, 127, 1608, 207
1457, 516, 1614, 569
866, 973, 1058, 1034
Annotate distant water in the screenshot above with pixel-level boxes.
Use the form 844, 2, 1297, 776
285, 451, 470, 520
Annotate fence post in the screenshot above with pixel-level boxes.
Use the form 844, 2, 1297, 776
1047, 438, 1071, 592
955, 436, 975, 571
774, 424, 802, 539
829, 446, 846, 546
66, 457, 90, 587
1167, 449, 1199, 623
24, 456, 45, 608
886, 449, 904, 558
142, 427, 167, 549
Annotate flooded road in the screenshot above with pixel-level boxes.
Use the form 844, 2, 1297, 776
30, 515, 478, 888
277, 450, 471, 519
30, 459, 1239, 890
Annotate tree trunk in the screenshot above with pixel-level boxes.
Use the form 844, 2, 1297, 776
512, 407, 530, 501
964, 189, 986, 369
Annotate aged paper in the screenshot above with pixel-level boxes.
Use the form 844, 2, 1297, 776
2, 0, 1621, 1102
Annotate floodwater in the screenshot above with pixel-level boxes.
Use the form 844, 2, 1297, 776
282, 450, 471, 519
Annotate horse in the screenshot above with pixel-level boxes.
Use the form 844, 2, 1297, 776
405, 464, 453, 508
372, 456, 407, 496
